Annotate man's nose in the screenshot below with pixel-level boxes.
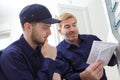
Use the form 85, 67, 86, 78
47, 29, 51, 35
70, 26, 75, 31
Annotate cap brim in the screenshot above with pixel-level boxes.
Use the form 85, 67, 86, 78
40, 18, 61, 24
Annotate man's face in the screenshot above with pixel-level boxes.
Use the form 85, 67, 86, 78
59, 18, 79, 41
30, 22, 51, 45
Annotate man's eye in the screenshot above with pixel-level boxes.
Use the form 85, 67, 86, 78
73, 24, 76, 27
65, 25, 70, 29
42, 27, 48, 30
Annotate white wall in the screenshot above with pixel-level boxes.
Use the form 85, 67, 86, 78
87, 0, 120, 80
87, 0, 109, 41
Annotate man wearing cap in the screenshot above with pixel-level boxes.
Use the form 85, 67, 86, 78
0, 4, 60, 80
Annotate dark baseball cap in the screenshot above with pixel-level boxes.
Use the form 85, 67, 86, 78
19, 4, 61, 25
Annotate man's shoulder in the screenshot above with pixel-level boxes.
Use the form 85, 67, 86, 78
57, 41, 64, 48
2, 40, 23, 57
80, 34, 100, 40
80, 34, 98, 38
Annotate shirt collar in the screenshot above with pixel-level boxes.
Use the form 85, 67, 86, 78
63, 34, 85, 49
19, 34, 40, 56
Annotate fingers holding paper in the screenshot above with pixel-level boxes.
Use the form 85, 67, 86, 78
80, 60, 105, 80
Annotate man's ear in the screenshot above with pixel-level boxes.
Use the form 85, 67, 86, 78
58, 29, 61, 34
58, 29, 64, 35
24, 22, 32, 32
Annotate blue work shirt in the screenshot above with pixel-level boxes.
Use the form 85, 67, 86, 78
55, 34, 107, 80
0, 35, 56, 80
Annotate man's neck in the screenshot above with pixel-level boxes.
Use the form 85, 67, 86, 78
66, 39, 79, 46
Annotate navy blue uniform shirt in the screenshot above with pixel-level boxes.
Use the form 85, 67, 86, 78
55, 34, 107, 80
0, 35, 56, 80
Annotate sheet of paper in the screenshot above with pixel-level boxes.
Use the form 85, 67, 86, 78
87, 41, 118, 65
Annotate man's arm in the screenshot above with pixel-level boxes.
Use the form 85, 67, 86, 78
55, 52, 105, 80
1, 51, 35, 80
108, 54, 117, 66
1, 50, 56, 80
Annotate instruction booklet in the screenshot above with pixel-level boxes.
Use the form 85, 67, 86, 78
87, 41, 118, 65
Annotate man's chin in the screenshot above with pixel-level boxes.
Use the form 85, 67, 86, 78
42, 39, 47, 44
67, 37, 78, 41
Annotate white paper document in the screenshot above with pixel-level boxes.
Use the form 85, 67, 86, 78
87, 41, 118, 65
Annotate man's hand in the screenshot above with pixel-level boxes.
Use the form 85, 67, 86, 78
52, 73, 61, 80
80, 60, 104, 80
41, 40, 57, 60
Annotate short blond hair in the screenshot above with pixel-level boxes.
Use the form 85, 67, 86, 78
58, 13, 77, 28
